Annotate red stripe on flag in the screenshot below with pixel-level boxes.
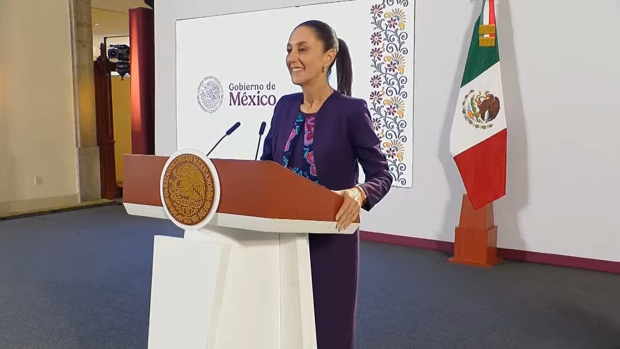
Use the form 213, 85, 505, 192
453, 129, 507, 210
489, 0, 496, 37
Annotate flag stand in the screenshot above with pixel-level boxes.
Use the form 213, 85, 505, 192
448, 194, 501, 267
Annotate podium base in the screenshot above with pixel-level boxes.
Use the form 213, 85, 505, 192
147, 226, 317, 349
448, 226, 501, 267
448, 195, 501, 268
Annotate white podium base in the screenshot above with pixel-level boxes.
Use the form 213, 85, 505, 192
147, 226, 317, 349
147, 236, 230, 349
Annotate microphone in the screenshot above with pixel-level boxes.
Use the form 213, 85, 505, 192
206, 121, 241, 157
254, 121, 267, 161
226, 121, 241, 135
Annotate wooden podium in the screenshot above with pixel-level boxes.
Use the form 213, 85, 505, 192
122, 148, 357, 349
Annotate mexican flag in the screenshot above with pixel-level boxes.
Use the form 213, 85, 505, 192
450, 0, 507, 210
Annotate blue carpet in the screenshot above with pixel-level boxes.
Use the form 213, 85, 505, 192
0, 206, 618, 348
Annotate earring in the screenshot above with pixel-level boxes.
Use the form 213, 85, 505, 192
322, 66, 326, 73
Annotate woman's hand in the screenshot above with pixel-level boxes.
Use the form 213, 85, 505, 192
334, 187, 367, 231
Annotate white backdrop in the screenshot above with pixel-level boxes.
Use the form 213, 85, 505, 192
160, 0, 620, 263
176, 0, 415, 187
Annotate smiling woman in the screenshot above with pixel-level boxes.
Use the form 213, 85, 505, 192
286, 20, 352, 96
260, 20, 393, 349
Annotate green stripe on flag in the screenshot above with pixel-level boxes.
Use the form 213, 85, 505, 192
460, 14, 500, 87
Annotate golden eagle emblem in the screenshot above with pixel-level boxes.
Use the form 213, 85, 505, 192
161, 154, 215, 226
461, 90, 501, 130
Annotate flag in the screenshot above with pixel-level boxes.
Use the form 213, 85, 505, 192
450, 0, 507, 210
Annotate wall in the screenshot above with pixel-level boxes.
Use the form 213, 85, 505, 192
0, 0, 80, 214
154, 0, 620, 262
111, 76, 132, 183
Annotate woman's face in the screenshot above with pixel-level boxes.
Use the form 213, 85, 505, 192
286, 26, 335, 87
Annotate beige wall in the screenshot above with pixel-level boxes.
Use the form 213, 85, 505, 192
111, 76, 132, 183
0, 0, 79, 214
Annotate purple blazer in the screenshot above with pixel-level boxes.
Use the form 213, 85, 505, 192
260, 91, 392, 210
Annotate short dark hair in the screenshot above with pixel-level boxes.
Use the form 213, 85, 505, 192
296, 20, 353, 96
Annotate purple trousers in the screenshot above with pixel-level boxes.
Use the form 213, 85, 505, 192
309, 230, 359, 349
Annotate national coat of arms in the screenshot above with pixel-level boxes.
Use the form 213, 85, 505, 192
197, 76, 224, 114
461, 90, 501, 130
161, 153, 216, 226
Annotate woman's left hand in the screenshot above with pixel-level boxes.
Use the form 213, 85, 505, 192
334, 187, 366, 231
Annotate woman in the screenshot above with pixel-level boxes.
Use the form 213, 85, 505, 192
261, 20, 392, 348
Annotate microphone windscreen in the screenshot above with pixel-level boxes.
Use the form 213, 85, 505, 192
226, 121, 241, 135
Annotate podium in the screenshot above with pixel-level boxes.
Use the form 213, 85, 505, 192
122, 149, 358, 349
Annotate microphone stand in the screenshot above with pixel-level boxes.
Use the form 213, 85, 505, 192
254, 134, 264, 161
206, 121, 241, 157
207, 134, 226, 157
